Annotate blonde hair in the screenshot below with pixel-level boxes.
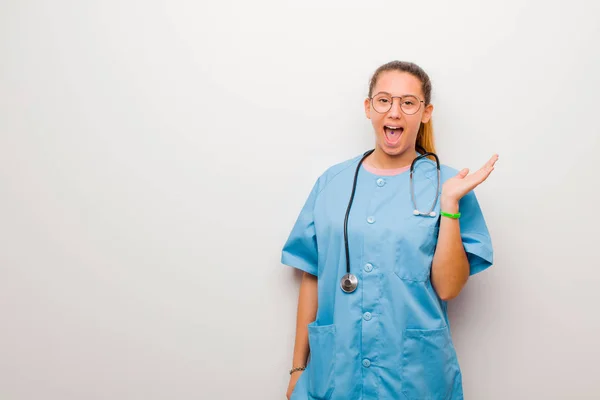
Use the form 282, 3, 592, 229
368, 61, 436, 155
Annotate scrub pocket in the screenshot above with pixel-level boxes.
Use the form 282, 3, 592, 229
400, 326, 461, 400
307, 321, 336, 400
394, 223, 439, 282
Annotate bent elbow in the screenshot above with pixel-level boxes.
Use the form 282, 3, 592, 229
436, 281, 467, 301
438, 290, 460, 301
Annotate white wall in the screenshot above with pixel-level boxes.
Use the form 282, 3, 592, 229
1, 1, 599, 399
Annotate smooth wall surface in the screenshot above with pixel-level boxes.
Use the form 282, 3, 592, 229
1, 1, 599, 399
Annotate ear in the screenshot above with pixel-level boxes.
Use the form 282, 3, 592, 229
421, 103, 434, 123
364, 97, 371, 119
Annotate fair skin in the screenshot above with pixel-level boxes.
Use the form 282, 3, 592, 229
363, 71, 435, 169
286, 272, 317, 399
287, 70, 498, 398
363, 70, 498, 299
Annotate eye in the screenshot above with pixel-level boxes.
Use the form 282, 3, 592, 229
403, 100, 415, 106
378, 98, 389, 103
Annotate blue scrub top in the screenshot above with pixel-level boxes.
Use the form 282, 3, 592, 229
282, 152, 493, 400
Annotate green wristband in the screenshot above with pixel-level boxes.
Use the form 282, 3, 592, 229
440, 210, 461, 219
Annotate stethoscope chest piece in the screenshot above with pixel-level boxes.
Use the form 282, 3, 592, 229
340, 273, 358, 293
339, 147, 440, 294
413, 210, 437, 217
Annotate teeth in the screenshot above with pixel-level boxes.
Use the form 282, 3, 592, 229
386, 126, 401, 130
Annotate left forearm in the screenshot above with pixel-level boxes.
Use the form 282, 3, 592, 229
431, 196, 470, 300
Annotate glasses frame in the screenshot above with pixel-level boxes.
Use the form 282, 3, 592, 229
369, 93, 425, 115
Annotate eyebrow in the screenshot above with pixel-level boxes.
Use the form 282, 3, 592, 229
373, 91, 417, 97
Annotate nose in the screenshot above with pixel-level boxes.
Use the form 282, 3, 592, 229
388, 98, 403, 119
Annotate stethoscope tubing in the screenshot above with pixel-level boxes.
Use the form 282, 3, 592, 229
343, 149, 375, 276
342, 146, 441, 279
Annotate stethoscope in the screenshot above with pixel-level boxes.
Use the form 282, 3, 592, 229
340, 146, 441, 293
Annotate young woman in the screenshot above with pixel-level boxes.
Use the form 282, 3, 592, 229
282, 60, 498, 400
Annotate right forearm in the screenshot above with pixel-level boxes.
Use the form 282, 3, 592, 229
291, 272, 318, 367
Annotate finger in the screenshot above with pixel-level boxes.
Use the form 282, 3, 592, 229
482, 154, 499, 170
471, 164, 495, 185
458, 156, 497, 189
457, 168, 469, 178
481, 165, 495, 180
473, 154, 498, 179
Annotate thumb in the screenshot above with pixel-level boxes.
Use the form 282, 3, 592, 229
456, 168, 469, 178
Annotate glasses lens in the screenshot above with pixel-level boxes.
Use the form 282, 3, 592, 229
372, 93, 392, 113
400, 95, 421, 114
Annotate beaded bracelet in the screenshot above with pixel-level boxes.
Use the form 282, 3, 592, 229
289, 366, 306, 375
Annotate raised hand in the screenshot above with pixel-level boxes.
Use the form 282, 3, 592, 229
441, 154, 499, 203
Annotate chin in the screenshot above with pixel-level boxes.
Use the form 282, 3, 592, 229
379, 143, 407, 157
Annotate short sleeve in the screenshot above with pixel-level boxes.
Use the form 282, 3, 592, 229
281, 179, 320, 276
459, 190, 494, 276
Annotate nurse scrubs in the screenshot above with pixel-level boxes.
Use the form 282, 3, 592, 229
282, 152, 494, 400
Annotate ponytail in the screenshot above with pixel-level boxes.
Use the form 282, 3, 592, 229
416, 120, 436, 157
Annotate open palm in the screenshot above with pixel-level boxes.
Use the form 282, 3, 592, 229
442, 154, 499, 202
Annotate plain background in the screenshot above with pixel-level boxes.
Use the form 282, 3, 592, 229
1, 0, 599, 399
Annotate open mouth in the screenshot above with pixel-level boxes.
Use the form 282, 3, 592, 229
384, 126, 404, 146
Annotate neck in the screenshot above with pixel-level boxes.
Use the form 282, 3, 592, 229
367, 147, 416, 169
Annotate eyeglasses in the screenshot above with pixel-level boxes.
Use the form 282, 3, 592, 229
370, 93, 425, 115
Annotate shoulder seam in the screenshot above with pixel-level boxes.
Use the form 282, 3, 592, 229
316, 156, 361, 196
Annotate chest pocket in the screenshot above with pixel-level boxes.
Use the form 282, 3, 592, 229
394, 219, 440, 282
